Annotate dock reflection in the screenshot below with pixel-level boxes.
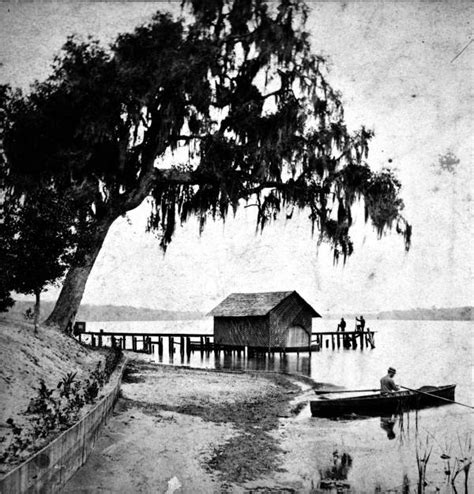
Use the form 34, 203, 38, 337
154, 346, 312, 376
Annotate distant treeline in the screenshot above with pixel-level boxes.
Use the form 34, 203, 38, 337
372, 307, 472, 321
327, 307, 472, 321
7, 300, 204, 322
7, 300, 472, 323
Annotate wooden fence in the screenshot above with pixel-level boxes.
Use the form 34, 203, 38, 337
0, 359, 127, 494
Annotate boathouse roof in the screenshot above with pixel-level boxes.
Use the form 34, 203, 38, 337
208, 291, 321, 318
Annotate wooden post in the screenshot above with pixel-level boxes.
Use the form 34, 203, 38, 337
180, 336, 185, 356
186, 337, 191, 356
98, 329, 104, 348
169, 337, 174, 355
360, 332, 364, 349
337, 333, 341, 349
91, 335, 96, 347
351, 332, 357, 349
368, 331, 375, 349
325, 337, 329, 349
78, 332, 82, 343
132, 336, 137, 351
331, 334, 335, 349
158, 337, 163, 356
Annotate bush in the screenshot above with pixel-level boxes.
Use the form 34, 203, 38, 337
1, 348, 122, 466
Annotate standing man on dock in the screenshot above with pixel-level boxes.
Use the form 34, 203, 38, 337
355, 315, 366, 332
380, 367, 400, 394
337, 318, 346, 332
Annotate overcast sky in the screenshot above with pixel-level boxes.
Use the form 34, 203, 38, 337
0, 2, 472, 314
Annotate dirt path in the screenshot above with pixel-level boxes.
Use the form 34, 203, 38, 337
63, 358, 311, 493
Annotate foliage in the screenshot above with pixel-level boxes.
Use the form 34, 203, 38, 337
23, 308, 34, 320
1, 84, 79, 317
1, 188, 77, 301
0, 0, 411, 330
0, 281, 14, 313
3, 189, 77, 297
0, 348, 122, 466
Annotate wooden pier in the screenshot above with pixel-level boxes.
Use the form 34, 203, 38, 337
74, 325, 375, 357
311, 330, 376, 351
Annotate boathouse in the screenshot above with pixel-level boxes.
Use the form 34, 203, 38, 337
208, 291, 321, 351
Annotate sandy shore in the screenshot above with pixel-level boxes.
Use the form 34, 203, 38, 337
63, 354, 315, 493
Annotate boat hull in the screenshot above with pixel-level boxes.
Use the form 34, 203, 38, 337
310, 385, 456, 418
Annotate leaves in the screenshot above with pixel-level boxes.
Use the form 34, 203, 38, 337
1, 348, 122, 465
0, 1, 412, 326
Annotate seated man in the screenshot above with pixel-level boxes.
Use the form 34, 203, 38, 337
380, 367, 399, 394
337, 317, 346, 332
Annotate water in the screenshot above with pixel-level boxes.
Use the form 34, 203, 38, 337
85, 319, 473, 492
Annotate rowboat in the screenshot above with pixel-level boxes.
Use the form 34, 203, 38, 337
310, 384, 456, 418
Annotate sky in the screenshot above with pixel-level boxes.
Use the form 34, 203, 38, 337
0, 1, 472, 315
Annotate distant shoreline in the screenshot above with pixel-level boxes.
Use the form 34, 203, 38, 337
327, 306, 472, 321
6, 300, 473, 322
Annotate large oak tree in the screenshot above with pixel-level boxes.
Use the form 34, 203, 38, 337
0, 0, 411, 332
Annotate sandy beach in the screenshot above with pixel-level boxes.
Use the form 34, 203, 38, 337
63, 354, 316, 493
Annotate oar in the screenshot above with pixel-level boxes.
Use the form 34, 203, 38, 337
314, 388, 380, 395
399, 385, 474, 410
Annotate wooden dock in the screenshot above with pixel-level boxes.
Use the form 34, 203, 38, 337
311, 330, 376, 350
74, 325, 375, 357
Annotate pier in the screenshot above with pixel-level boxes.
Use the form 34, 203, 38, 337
74, 324, 375, 358
311, 330, 376, 351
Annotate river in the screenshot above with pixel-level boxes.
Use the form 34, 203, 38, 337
85, 319, 473, 492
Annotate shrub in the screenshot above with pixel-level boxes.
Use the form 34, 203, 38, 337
1, 348, 122, 466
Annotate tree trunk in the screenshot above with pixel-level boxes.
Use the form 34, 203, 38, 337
45, 216, 116, 332
34, 289, 41, 334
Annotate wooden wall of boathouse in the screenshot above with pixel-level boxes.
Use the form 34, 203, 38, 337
213, 315, 269, 347
268, 293, 313, 348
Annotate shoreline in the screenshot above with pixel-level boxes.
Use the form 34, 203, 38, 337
63, 354, 315, 492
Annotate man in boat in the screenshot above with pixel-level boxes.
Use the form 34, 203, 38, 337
355, 315, 365, 332
337, 317, 346, 332
380, 367, 400, 394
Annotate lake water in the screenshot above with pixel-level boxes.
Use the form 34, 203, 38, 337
85, 319, 473, 492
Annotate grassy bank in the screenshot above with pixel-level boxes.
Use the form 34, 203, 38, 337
0, 315, 121, 473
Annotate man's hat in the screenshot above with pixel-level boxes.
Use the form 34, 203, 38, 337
388, 367, 396, 374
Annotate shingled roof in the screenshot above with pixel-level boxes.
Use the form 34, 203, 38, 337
208, 291, 320, 317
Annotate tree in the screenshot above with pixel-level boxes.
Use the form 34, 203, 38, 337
0, 233, 15, 313
3, 189, 77, 332
0, 85, 16, 313
0, 0, 411, 332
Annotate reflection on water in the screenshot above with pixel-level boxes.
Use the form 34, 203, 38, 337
319, 450, 353, 490
380, 416, 397, 440
153, 343, 313, 376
